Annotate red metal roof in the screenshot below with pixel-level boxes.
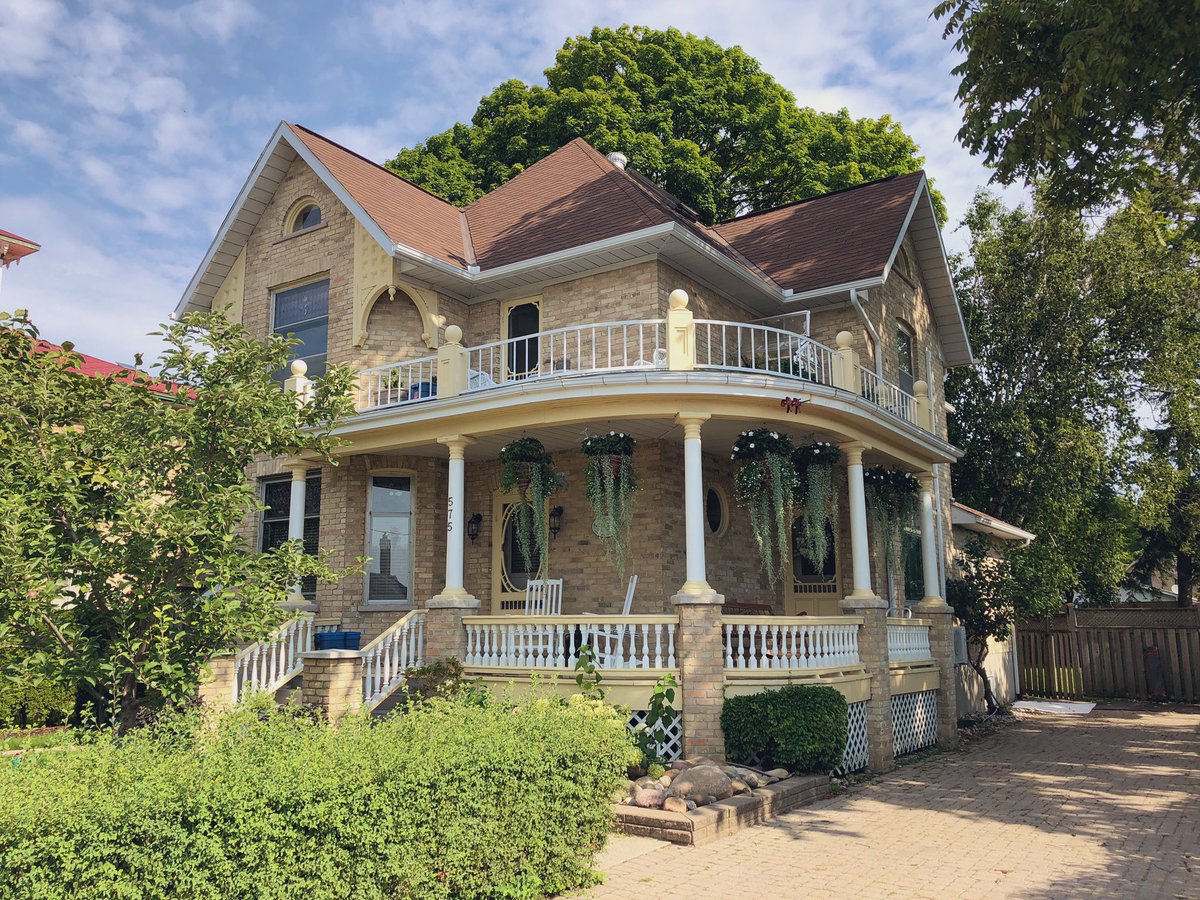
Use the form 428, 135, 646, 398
0, 229, 41, 268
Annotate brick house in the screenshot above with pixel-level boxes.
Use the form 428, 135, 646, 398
184, 123, 970, 769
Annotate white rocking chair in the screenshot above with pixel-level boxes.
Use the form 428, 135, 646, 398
584, 575, 637, 668
516, 579, 563, 665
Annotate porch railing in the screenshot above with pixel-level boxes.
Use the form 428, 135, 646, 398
464, 320, 667, 390
887, 619, 933, 663
233, 613, 315, 702
860, 365, 916, 425
464, 615, 677, 670
358, 354, 439, 412
362, 609, 426, 709
694, 320, 835, 386
723, 616, 862, 670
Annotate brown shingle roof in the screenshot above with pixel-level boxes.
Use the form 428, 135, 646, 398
713, 172, 924, 295
463, 139, 674, 269
287, 123, 468, 268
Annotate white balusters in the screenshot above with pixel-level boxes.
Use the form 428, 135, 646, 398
693, 320, 834, 386
464, 616, 677, 670
859, 366, 916, 424
722, 617, 862, 670
233, 613, 315, 702
361, 610, 427, 709
357, 354, 440, 411
887, 620, 932, 663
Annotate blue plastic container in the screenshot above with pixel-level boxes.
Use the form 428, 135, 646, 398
314, 631, 362, 651
408, 381, 437, 400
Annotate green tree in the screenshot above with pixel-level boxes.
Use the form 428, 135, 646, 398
935, 0, 1200, 223
386, 25, 944, 224
945, 537, 1015, 714
947, 191, 1141, 616
0, 312, 356, 731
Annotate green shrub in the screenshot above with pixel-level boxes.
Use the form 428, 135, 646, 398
721, 684, 848, 773
0, 694, 638, 899
0, 676, 74, 729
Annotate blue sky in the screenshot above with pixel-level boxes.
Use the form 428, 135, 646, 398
1, 0, 1025, 366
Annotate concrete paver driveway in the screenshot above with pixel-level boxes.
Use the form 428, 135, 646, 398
587, 705, 1199, 899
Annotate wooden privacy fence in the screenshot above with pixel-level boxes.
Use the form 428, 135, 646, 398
1017, 605, 1200, 702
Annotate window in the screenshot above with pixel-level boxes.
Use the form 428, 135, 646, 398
500, 501, 541, 592
261, 472, 321, 601
273, 280, 329, 380
504, 300, 541, 378
896, 327, 915, 395
705, 487, 728, 537
790, 519, 839, 595
366, 476, 413, 603
290, 203, 322, 232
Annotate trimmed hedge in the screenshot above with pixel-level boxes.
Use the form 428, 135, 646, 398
0, 676, 73, 730
0, 694, 638, 899
721, 684, 848, 773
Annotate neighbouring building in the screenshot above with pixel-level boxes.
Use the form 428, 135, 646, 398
183, 123, 973, 769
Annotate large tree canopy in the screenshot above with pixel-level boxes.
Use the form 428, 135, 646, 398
0, 313, 356, 730
386, 25, 944, 225
935, 0, 1200, 223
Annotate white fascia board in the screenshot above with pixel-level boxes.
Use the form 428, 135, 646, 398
951, 504, 1036, 542
882, 174, 926, 279
922, 190, 974, 366
783, 276, 886, 304
174, 121, 293, 318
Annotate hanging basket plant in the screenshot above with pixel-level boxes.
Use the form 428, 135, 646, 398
792, 442, 842, 573
863, 466, 920, 571
498, 437, 564, 575
582, 431, 638, 579
732, 428, 800, 586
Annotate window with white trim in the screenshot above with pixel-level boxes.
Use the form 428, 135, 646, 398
260, 472, 321, 601
273, 279, 329, 380
366, 475, 413, 603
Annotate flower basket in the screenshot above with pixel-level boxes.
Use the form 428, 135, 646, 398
498, 438, 563, 574
582, 432, 637, 578
732, 429, 800, 585
863, 465, 920, 574
792, 442, 842, 572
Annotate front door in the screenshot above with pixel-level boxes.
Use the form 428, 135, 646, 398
784, 517, 842, 616
490, 491, 546, 612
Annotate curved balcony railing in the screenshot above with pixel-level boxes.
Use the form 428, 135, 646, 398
351, 316, 924, 430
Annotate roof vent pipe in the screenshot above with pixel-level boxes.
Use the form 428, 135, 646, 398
606, 151, 628, 170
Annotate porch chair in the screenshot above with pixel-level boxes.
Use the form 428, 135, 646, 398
583, 575, 637, 668
515, 579, 563, 665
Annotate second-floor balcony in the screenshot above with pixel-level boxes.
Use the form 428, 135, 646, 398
351, 293, 934, 434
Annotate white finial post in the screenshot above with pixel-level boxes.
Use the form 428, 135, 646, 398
666, 290, 695, 371
283, 359, 314, 405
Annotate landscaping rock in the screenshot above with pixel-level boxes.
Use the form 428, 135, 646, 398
766, 768, 791, 779
636, 777, 658, 790
740, 772, 762, 788
662, 796, 689, 814
667, 765, 734, 803
633, 788, 667, 809
658, 775, 673, 789
686, 800, 697, 810
730, 779, 749, 794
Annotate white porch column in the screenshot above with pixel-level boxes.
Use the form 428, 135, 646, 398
433, 435, 475, 601
842, 442, 877, 601
675, 413, 715, 595
917, 472, 944, 605
282, 459, 309, 601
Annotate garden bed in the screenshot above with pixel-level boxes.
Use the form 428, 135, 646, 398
613, 772, 830, 845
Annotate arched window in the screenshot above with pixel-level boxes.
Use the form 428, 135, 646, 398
291, 203, 322, 232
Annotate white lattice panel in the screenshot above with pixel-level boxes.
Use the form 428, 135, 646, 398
835, 701, 869, 774
628, 710, 683, 762
892, 690, 938, 757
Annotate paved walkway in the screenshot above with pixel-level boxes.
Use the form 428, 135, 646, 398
585, 705, 1199, 899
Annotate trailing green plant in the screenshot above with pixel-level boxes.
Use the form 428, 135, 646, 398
581, 432, 638, 579
721, 684, 848, 773
0, 697, 639, 899
732, 429, 800, 585
792, 442, 842, 572
399, 656, 489, 707
499, 437, 564, 575
573, 644, 605, 701
864, 466, 920, 575
630, 672, 679, 767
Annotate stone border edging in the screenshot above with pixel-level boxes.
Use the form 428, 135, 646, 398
612, 773, 830, 846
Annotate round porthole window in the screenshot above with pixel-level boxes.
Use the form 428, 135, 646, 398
706, 487, 728, 537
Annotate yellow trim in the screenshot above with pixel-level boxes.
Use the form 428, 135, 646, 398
724, 667, 872, 704
490, 490, 549, 612
351, 221, 442, 349
500, 296, 542, 379
465, 667, 682, 710
889, 662, 940, 694
212, 246, 246, 325
784, 513, 842, 616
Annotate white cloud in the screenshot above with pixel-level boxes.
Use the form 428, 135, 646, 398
0, 0, 66, 77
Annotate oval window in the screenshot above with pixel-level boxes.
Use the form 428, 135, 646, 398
292, 203, 322, 232
705, 487, 727, 536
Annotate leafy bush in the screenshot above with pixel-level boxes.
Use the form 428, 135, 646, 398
0, 676, 73, 729
0, 695, 638, 899
721, 684, 848, 773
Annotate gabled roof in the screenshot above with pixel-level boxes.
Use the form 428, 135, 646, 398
0, 228, 40, 268
177, 123, 971, 366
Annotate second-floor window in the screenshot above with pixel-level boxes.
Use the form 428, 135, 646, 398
505, 299, 540, 378
274, 280, 329, 380
897, 327, 915, 395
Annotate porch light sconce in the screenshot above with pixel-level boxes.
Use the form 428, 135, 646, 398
549, 506, 564, 539
467, 513, 482, 543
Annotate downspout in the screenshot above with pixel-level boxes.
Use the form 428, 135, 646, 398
849, 288, 884, 377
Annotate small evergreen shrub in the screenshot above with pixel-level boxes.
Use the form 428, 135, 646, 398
721, 684, 849, 773
0, 676, 74, 730
0, 694, 638, 899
